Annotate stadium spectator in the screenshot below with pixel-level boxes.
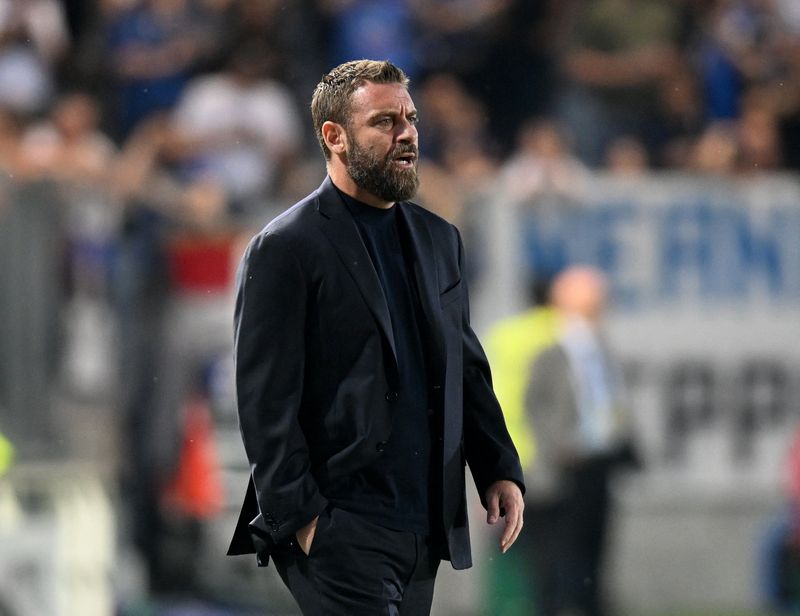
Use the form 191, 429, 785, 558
690, 120, 740, 175
218, 0, 323, 114
657, 66, 706, 169
103, 0, 218, 139
169, 40, 303, 215
604, 136, 650, 176
0, 0, 69, 117
0, 106, 21, 175
737, 87, 783, 172
499, 118, 589, 203
414, 72, 498, 228
412, 0, 512, 81
695, 0, 791, 122
0, 0, 69, 63
320, 0, 419, 79
556, 0, 682, 166
466, 0, 561, 153
17, 92, 116, 185
416, 72, 495, 165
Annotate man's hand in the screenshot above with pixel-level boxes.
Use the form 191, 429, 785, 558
295, 515, 319, 555
485, 480, 524, 553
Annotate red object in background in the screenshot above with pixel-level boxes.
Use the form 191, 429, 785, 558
163, 395, 225, 519
786, 430, 800, 505
167, 233, 236, 294
784, 429, 800, 544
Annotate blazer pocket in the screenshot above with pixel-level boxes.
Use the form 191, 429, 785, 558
439, 279, 462, 308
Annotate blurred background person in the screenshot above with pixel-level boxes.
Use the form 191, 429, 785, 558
0, 0, 69, 119
0, 106, 22, 175
102, 0, 219, 140
169, 39, 303, 217
17, 91, 116, 185
16, 91, 121, 400
521, 266, 640, 616
556, 0, 682, 167
603, 136, 650, 176
216, 0, 322, 122
499, 118, 589, 204
320, 0, 419, 80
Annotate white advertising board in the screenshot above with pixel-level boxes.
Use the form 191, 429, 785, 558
481, 174, 800, 496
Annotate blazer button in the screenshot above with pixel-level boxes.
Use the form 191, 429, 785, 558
385, 391, 399, 402
376, 441, 387, 452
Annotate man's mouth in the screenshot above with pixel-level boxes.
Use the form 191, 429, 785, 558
392, 152, 417, 168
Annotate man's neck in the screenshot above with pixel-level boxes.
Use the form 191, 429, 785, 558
328, 165, 393, 210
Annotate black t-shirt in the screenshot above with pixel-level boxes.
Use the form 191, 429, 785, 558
329, 189, 434, 535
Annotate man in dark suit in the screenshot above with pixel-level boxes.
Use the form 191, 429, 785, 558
227, 59, 524, 615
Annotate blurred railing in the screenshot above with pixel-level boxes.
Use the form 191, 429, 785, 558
0, 463, 114, 616
0, 179, 68, 456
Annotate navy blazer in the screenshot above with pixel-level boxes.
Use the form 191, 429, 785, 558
227, 177, 524, 569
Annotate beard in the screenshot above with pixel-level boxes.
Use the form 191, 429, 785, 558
345, 133, 419, 203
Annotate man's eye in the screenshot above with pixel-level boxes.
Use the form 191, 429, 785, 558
409, 116, 419, 125
376, 118, 392, 127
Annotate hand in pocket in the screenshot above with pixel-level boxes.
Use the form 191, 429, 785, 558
296, 515, 319, 555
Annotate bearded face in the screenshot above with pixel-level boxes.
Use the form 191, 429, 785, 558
345, 128, 419, 203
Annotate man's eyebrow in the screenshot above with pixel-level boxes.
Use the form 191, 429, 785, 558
368, 108, 418, 119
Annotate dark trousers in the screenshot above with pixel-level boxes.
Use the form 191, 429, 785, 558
557, 459, 612, 616
521, 459, 613, 616
518, 500, 561, 616
271, 506, 440, 616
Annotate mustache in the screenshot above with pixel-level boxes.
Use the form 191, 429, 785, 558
389, 144, 418, 158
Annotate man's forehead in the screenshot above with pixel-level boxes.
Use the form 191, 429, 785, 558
350, 81, 415, 114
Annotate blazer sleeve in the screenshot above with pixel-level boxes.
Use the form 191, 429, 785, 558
234, 231, 327, 548
457, 230, 526, 506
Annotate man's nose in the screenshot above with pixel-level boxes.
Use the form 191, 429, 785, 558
396, 118, 417, 143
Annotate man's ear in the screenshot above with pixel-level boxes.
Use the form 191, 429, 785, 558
322, 121, 347, 156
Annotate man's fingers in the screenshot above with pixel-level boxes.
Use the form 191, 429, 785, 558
296, 515, 319, 555
486, 489, 500, 524
486, 481, 524, 544
497, 490, 524, 553
500, 505, 523, 553
299, 525, 316, 555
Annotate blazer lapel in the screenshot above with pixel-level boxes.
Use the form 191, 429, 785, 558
315, 177, 398, 365
397, 203, 446, 372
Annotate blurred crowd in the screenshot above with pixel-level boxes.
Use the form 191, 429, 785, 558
3, 0, 800, 338
1, 0, 800, 217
